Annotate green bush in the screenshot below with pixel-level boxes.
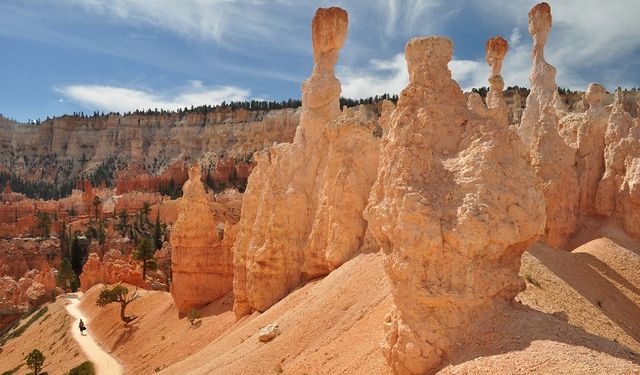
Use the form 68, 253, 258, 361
187, 309, 201, 327
67, 361, 95, 375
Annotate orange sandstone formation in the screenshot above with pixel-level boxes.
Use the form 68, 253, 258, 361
233, 7, 381, 316
364, 36, 545, 374
170, 164, 232, 313
485, 36, 509, 116
515, 2, 578, 248
558, 83, 611, 216
232, 7, 349, 316
595, 90, 640, 237
0, 265, 56, 328
79, 250, 144, 291
303, 105, 381, 279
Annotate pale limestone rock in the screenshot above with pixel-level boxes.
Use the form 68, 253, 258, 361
1, 108, 299, 188
558, 83, 611, 216
170, 164, 233, 313
485, 36, 509, 115
303, 106, 381, 279
233, 7, 382, 316
233, 7, 349, 315
595, 90, 640, 237
364, 36, 545, 374
515, 2, 578, 249
258, 322, 281, 342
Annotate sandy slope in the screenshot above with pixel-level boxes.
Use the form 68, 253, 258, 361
75, 231, 640, 374
77, 252, 392, 374
3, 221, 637, 375
65, 294, 124, 375
0, 298, 88, 375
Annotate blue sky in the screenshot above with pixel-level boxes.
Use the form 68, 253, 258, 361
1, 0, 639, 122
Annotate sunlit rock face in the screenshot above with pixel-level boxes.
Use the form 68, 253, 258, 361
595, 90, 640, 237
364, 35, 545, 374
515, 2, 578, 249
232, 7, 383, 317
170, 164, 233, 313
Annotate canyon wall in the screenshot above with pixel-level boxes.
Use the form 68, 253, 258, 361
0, 108, 299, 187
79, 250, 144, 292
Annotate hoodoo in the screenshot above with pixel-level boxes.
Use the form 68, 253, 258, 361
515, 2, 579, 249
364, 35, 545, 374
170, 164, 233, 313
232, 7, 378, 317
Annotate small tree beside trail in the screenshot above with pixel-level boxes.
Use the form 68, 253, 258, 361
25, 349, 45, 375
96, 285, 139, 323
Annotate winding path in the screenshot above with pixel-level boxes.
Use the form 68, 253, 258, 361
65, 293, 125, 375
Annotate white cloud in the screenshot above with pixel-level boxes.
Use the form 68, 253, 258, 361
339, 52, 496, 99
339, 53, 407, 98
56, 82, 250, 113
449, 59, 489, 91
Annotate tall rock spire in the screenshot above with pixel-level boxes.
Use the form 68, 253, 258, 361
516, 2, 579, 249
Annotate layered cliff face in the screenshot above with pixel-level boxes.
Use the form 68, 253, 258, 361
170, 164, 233, 313
595, 91, 640, 237
232, 7, 383, 316
515, 2, 578, 249
0, 108, 299, 188
364, 36, 545, 374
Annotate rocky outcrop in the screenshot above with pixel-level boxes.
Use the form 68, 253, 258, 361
170, 164, 233, 313
79, 250, 144, 291
364, 36, 545, 374
558, 83, 611, 216
233, 7, 382, 316
485, 36, 509, 118
515, 2, 578, 249
595, 90, 640, 237
0, 265, 57, 328
0, 238, 61, 279
303, 106, 381, 279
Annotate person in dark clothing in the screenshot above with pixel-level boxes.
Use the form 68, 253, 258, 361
79, 319, 87, 335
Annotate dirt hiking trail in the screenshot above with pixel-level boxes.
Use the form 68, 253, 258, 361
65, 293, 124, 375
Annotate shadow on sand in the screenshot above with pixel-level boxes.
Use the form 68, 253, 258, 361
112, 321, 140, 352
441, 241, 640, 372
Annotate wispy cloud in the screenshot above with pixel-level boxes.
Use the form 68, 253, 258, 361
56, 81, 250, 113
475, 0, 640, 90
56, 0, 307, 54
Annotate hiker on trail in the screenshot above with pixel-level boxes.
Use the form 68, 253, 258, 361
79, 319, 87, 335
